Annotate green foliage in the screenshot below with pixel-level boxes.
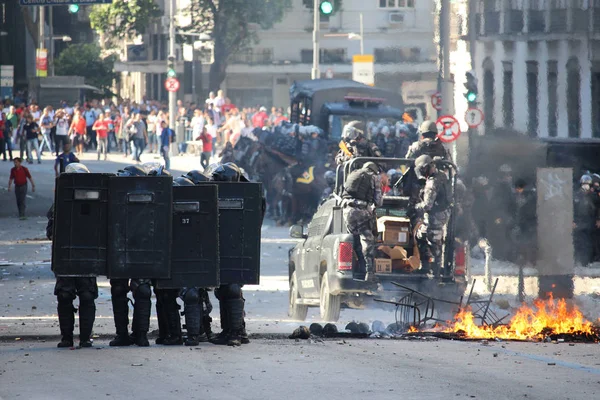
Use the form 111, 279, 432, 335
90, 0, 161, 48
185, 0, 293, 91
55, 44, 118, 96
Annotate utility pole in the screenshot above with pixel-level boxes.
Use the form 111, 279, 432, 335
359, 13, 364, 55
440, 0, 452, 117
168, 0, 177, 130
49, 6, 54, 76
311, 0, 320, 79
39, 5, 45, 77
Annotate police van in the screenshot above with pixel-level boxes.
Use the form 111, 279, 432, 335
287, 157, 466, 322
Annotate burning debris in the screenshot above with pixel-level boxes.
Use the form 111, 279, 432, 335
412, 294, 600, 342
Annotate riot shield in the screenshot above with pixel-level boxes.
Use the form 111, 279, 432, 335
155, 185, 220, 289
107, 176, 173, 279
52, 173, 113, 277
197, 181, 262, 285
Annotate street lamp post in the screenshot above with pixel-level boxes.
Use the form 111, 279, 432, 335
311, 0, 320, 79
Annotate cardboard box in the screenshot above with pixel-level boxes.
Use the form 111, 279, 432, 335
381, 221, 410, 245
375, 258, 392, 274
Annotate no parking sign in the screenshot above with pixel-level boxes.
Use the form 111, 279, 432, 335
435, 115, 461, 143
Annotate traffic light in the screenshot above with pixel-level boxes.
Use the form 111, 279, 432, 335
464, 71, 478, 104
68, 4, 79, 14
320, 1, 334, 15
167, 56, 176, 78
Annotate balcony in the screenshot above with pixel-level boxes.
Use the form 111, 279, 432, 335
230, 49, 274, 65
549, 9, 567, 33
484, 11, 500, 35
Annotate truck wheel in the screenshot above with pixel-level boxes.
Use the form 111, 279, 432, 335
319, 274, 341, 322
289, 272, 308, 321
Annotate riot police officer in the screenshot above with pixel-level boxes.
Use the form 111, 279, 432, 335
335, 121, 382, 165
342, 161, 383, 282
109, 164, 153, 347
405, 121, 450, 160
48, 163, 98, 348
413, 155, 451, 276
205, 162, 265, 346
320, 170, 336, 203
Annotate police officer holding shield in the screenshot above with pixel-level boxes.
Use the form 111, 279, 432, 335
47, 163, 98, 348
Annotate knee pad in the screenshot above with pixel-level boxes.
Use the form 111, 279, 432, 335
183, 288, 200, 305
133, 283, 152, 300
220, 284, 242, 300
57, 290, 76, 303
78, 290, 95, 303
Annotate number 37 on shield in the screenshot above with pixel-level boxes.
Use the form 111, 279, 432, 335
181, 217, 191, 225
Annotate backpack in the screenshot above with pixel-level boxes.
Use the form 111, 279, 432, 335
430, 173, 453, 212
345, 169, 374, 203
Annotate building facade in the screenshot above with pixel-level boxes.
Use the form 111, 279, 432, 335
115, 0, 438, 109
469, 0, 600, 139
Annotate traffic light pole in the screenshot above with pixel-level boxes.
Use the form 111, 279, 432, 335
168, 0, 177, 131
311, 0, 320, 79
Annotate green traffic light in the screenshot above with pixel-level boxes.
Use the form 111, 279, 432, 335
167, 69, 176, 78
68, 4, 79, 13
320, 1, 333, 15
466, 92, 477, 102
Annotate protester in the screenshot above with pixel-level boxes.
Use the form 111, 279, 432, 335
92, 113, 109, 161
54, 142, 79, 176
8, 157, 35, 220
160, 120, 174, 171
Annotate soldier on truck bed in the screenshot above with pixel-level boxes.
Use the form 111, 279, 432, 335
405, 121, 451, 160
335, 121, 382, 165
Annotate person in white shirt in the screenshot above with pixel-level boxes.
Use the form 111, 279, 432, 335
53, 109, 70, 157
146, 110, 158, 153
191, 109, 205, 140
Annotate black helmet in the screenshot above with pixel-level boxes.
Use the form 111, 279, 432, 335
174, 176, 195, 186
117, 165, 147, 177
363, 162, 379, 174
185, 170, 210, 184
212, 162, 242, 182
145, 163, 171, 176
204, 163, 221, 179
324, 170, 336, 186
414, 154, 433, 179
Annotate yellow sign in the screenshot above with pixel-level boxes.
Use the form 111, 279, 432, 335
352, 54, 374, 86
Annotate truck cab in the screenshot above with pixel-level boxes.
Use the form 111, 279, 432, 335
288, 157, 466, 322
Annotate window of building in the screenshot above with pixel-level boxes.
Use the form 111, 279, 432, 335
592, 66, 600, 138
300, 48, 347, 64
503, 62, 514, 128
230, 48, 273, 64
550, 0, 567, 9
375, 48, 404, 63
527, 62, 539, 137
567, 57, 581, 138
379, 0, 415, 8
547, 61, 558, 137
483, 58, 495, 131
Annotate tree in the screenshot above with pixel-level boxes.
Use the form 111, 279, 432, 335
186, 0, 292, 92
20, 6, 39, 49
55, 44, 118, 96
89, 0, 161, 49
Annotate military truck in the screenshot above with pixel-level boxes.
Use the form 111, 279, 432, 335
287, 157, 466, 322
289, 79, 405, 142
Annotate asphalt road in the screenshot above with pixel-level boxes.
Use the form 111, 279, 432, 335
1, 337, 598, 399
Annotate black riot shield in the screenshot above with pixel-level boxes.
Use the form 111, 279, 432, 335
155, 185, 220, 289
52, 173, 113, 277
197, 182, 262, 285
107, 176, 173, 279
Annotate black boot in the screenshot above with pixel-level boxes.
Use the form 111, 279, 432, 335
226, 299, 245, 347
110, 280, 132, 347
132, 283, 151, 347
163, 293, 183, 346
203, 315, 214, 341
78, 292, 96, 348
57, 301, 75, 348
210, 300, 230, 345
240, 320, 250, 345
183, 302, 201, 346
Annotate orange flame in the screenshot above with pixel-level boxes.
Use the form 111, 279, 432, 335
444, 295, 594, 340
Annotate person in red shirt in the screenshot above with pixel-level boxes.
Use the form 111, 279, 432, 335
273, 108, 288, 126
197, 127, 213, 170
251, 107, 269, 128
8, 157, 35, 219
69, 109, 87, 157
92, 114, 109, 160
221, 97, 236, 114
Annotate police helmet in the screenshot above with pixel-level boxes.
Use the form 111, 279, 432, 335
341, 121, 363, 142
64, 163, 90, 174
414, 154, 433, 179
212, 162, 242, 182
363, 162, 379, 174
395, 123, 409, 137
174, 176, 195, 186
381, 126, 390, 136
580, 174, 593, 185
418, 120, 438, 139
387, 169, 397, 177
499, 164, 512, 174
117, 165, 147, 177
203, 163, 221, 178
592, 173, 600, 186
185, 170, 210, 184
324, 170, 336, 186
